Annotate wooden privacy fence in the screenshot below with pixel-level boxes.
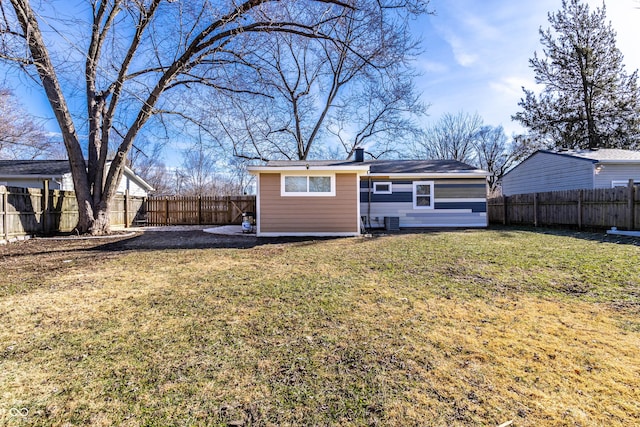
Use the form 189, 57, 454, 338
145, 195, 256, 226
488, 181, 639, 230
1, 185, 146, 240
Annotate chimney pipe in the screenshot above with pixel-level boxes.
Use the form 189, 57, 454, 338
355, 147, 364, 162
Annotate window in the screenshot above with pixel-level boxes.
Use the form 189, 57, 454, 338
282, 174, 335, 196
413, 181, 434, 209
611, 180, 639, 188
284, 176, 307, 192
309, 176, 331, 192
373, 182, 392, 194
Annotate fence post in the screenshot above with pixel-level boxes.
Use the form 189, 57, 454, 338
165, 197, 170, 225
533, 193, 539, 227
577, 190, 583, 230
42, 180, 49, 234
198, 196, 202, 225
503, 196, 508, 225
2, 186, 8, 241
124, 189, 129, 228
629, 179, 635, 230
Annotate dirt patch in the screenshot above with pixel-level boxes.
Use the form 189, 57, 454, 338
0, 229, 334, 294
0, 230, 258, 259
0, 230, 261, 295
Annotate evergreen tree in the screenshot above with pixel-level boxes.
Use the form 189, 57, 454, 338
513, 0, 640, 150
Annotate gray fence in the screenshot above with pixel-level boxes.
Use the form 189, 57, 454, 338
1, 185, 145, 241
488, 181, 639, 230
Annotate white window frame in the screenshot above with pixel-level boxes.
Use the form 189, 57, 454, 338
413, 181, 435, 209
611, 180, 639, 188
281, 173, 336, 197
373, 181, 392, 195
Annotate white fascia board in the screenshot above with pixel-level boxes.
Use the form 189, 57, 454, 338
249, 166, 370, 174
123, 166, 155, 191
367, 172, 490, 178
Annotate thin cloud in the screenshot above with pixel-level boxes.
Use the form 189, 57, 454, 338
416, 58, 449, 74
489, 76, 536, 98
440, 31, 479, 67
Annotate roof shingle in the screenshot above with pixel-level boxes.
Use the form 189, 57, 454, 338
0, 160, 71, 176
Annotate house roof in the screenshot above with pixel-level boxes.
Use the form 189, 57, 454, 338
539, 148, 640, 163
363, 159, 483, 174
251, 159, 487, 176
0, 159, 154, 191
0, 159, 71, 176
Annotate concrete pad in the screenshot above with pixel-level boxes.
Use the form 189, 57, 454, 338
203, 225, 255, 236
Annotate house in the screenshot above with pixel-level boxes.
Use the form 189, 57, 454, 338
248, 149, 489, 237
0, 160, 154, 197
501, 149, 640, 196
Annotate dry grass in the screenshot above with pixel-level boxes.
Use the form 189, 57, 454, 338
0, 228, 639, 426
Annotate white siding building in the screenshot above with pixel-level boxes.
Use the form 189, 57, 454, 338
0, 160, 154, 196
501, 149, 640, 196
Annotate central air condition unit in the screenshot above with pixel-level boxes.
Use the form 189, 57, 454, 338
384, 216, 399, 231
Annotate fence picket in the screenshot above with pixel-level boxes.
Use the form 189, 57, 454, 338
489, 183, 639, 230
0, 186, 146, 239
144, 195, 255, 226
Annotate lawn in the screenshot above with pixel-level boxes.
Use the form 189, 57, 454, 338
0, 228, 639, 426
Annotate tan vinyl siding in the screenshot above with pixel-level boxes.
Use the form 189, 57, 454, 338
259, 173, 358, 233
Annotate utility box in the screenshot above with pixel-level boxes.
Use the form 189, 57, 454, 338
384, 216, 400, 231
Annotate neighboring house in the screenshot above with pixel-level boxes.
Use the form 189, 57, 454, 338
248, 149, 488, 237
0, 160, 154, 197
501, 149, 640, 196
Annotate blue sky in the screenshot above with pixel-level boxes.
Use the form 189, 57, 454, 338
3, 0, 640, 163
415, 0, 640, 136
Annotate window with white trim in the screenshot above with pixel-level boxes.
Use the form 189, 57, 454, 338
373, 182, 392, 194
413, 181, 434, 209
611, 180, 639, 188
282, 174, 335, 196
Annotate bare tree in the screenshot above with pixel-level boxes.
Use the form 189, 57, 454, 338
0, 87, 60, 159
0, 0, 376, 234
328, 75, 426, 160
213, 0, 429, 161
226, 156, 254, 195
412, 111, 483, 164
180, 138, 217, 196
474, 125, 523, 194
122, 133, 175, 195
409, 112, 525, 194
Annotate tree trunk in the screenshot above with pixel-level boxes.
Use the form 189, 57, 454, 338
90, 200, 111, 235
10, 0, 98, 234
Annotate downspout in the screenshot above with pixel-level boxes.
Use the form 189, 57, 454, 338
367, 174, 372, 229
